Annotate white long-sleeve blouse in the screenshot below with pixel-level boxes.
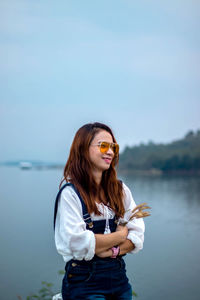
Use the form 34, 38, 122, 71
54, 183, 145, 262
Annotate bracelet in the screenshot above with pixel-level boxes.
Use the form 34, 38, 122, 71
111, 246, 120, 258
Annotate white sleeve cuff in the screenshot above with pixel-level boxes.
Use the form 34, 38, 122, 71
69, 230, 96, 261
85, 231, 96, 260
127, 232, 144, 254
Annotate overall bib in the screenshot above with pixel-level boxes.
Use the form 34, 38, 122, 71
56, 183, 132, 300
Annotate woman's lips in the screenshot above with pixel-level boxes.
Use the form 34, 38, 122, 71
102, 157, 112, 164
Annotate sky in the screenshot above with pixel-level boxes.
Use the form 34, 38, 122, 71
0, 0, 199, 162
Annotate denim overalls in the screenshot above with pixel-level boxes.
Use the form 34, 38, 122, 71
55, 183, 132, 300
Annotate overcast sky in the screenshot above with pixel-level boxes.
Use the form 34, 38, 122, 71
0, 0, 199, 162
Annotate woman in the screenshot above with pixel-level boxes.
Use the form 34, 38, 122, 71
54, 122, 145, 300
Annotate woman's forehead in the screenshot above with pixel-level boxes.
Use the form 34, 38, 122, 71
93, 130, 113, 142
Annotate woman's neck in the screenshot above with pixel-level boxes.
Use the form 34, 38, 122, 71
92, 170, 102, 185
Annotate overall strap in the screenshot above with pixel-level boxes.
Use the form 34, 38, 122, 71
54, 182, 93, 230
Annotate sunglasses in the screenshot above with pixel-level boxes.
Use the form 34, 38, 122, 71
92, 141, 119, 155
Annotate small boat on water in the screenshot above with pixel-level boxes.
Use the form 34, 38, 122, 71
19, 162, 33, 169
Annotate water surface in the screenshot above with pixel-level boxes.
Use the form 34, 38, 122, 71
0, 167, 199, 299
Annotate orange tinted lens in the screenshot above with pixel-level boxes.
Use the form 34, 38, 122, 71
111, 143, 119, 155
100, 142, 109, 153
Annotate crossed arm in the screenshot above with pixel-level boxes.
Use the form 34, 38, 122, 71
94, 200, 149, 258
95, 225, 135, 258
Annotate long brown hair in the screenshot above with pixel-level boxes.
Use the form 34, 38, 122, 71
60, 122, 125, 218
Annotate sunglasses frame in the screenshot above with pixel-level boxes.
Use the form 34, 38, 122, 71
92, 141, 119, 155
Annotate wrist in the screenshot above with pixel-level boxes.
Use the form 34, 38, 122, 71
118, 231, 126, 242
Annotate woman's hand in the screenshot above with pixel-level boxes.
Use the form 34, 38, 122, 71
116, 224, 128, 240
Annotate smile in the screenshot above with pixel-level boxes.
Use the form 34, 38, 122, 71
102, 157, 112, 164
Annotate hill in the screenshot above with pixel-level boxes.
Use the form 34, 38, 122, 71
118, 130, 200, 175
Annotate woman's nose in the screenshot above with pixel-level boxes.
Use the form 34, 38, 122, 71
107, 147, 114, 155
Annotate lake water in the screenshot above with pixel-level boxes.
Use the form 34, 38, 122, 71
0, 167, 200, 300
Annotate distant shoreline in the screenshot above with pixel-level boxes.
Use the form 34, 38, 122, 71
118, 168, 200, 176
1, 163, 200, 176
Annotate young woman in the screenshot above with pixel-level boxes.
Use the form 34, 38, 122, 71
54, 122, 145, 300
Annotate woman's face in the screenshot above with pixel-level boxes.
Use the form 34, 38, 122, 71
88, 130, 115, 174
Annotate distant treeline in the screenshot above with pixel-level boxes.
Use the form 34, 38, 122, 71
118, 130, 200, 174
